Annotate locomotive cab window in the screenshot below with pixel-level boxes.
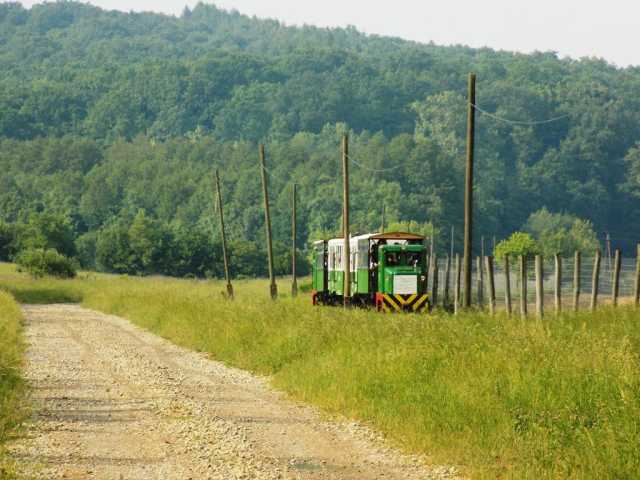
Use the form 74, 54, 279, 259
406, 252, 422, 267
385, 252, 400, 266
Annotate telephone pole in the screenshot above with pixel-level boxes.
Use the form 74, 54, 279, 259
291, 183, 298, 297
214, 169, 233, 299
342, 134, 351, 306
259, 144, 278, 299
463, 73, 476, 308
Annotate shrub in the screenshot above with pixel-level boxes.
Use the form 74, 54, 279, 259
15, 248, 78, 278
494, 231, 540, 262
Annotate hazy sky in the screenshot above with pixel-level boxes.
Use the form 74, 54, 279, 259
20, 0, 640, 67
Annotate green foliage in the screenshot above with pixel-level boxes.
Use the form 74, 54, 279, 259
19, 212, 77, 258
15, 248, 78, 278
0, 291, 26, 478
494, 232, 540, 262
0, 222, 19, 261
0, 3, 639, 276
524, 208, 601, 256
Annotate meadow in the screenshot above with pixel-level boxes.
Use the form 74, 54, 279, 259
0, 263, 639, 479
0, 290, 26, 479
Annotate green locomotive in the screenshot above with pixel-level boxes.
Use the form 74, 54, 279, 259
311, 232, 430, 312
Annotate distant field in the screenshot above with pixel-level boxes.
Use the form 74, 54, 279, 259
1, 262, 639, 479
0, 289, 27, 479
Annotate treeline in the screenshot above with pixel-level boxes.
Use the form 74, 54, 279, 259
0, 210, 306, 278
1, 2, 640, 277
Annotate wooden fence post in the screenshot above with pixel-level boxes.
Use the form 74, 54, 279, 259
504, 255, 512, 316
443, 255, 451, 308
554, 254, 562, 314
519, 255, 527, 317
535, 255, 544, 319
590, 249, 601, 311
454, 254, 461, 315
573, 251, 581, 311
485, 256, 496, 315
431, 254, 439, 307
476, 256, 483, 306
612, 249, 621, 307
635, 244, 640, 308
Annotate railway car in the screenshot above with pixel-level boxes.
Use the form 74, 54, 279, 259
311, 232, 430, 312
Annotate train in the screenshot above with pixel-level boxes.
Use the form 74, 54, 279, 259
311, 232, 430, 312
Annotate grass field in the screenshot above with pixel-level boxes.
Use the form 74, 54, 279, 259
1, 262, 639, 479
0, 290, 27, 479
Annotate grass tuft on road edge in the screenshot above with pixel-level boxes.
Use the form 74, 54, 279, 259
1, 262, 639, 479
0, 290, 27, 479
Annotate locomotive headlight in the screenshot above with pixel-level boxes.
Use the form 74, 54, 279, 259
420, 275, 426, 282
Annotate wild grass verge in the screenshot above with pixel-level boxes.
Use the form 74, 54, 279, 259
0, 262, 638, 479
0, 289, 27, 479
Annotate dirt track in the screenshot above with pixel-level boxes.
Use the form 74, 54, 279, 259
9, 304, 456, 480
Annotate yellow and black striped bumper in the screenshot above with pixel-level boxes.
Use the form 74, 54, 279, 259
375, 293, 430, 313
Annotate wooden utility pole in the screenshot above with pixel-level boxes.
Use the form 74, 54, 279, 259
519, 255, 528, 317
535, 255, 544, 319
504, 255, 512, 316
463, 73, 476, 308
381, 203, 385, 233
590, 249, 601, 311
291, 183, 298, 297
214, 169, 233, 299
611, 249, 621, 307
259, 144, 278, 300
342, 135, 351, 306
573, 251, 581, 311
485, 256, 496, 315
554, 254, 562, 314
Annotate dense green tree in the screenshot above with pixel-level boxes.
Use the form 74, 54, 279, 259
494, 232, 541, 262
19, 212, 77, 257
0, 3, 639, 277
524, 208, 601, 256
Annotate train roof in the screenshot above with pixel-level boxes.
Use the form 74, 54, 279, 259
370, 232, 425, 240
325, 231, 425, 244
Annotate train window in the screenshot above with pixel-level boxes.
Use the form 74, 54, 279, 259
385, 252, 400, 266
406, 252, 422, 267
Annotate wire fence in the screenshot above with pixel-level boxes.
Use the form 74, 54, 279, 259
429, 254, 639, 312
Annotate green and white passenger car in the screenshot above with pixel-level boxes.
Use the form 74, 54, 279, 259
312, 232, 430, 312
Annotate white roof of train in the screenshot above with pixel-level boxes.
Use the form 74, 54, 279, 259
327, 233, 379, 246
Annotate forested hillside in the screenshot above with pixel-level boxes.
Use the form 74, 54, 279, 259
1, 1, 640, 276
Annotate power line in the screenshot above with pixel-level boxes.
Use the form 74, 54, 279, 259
472, 103, 570, 126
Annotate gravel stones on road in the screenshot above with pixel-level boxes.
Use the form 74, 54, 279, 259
9, 304, 457, 479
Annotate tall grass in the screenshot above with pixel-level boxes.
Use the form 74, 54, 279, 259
0, 262, 638, 478
0, 290, 26, 479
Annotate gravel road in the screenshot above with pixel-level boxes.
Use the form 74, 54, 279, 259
9, 304, 457, 480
